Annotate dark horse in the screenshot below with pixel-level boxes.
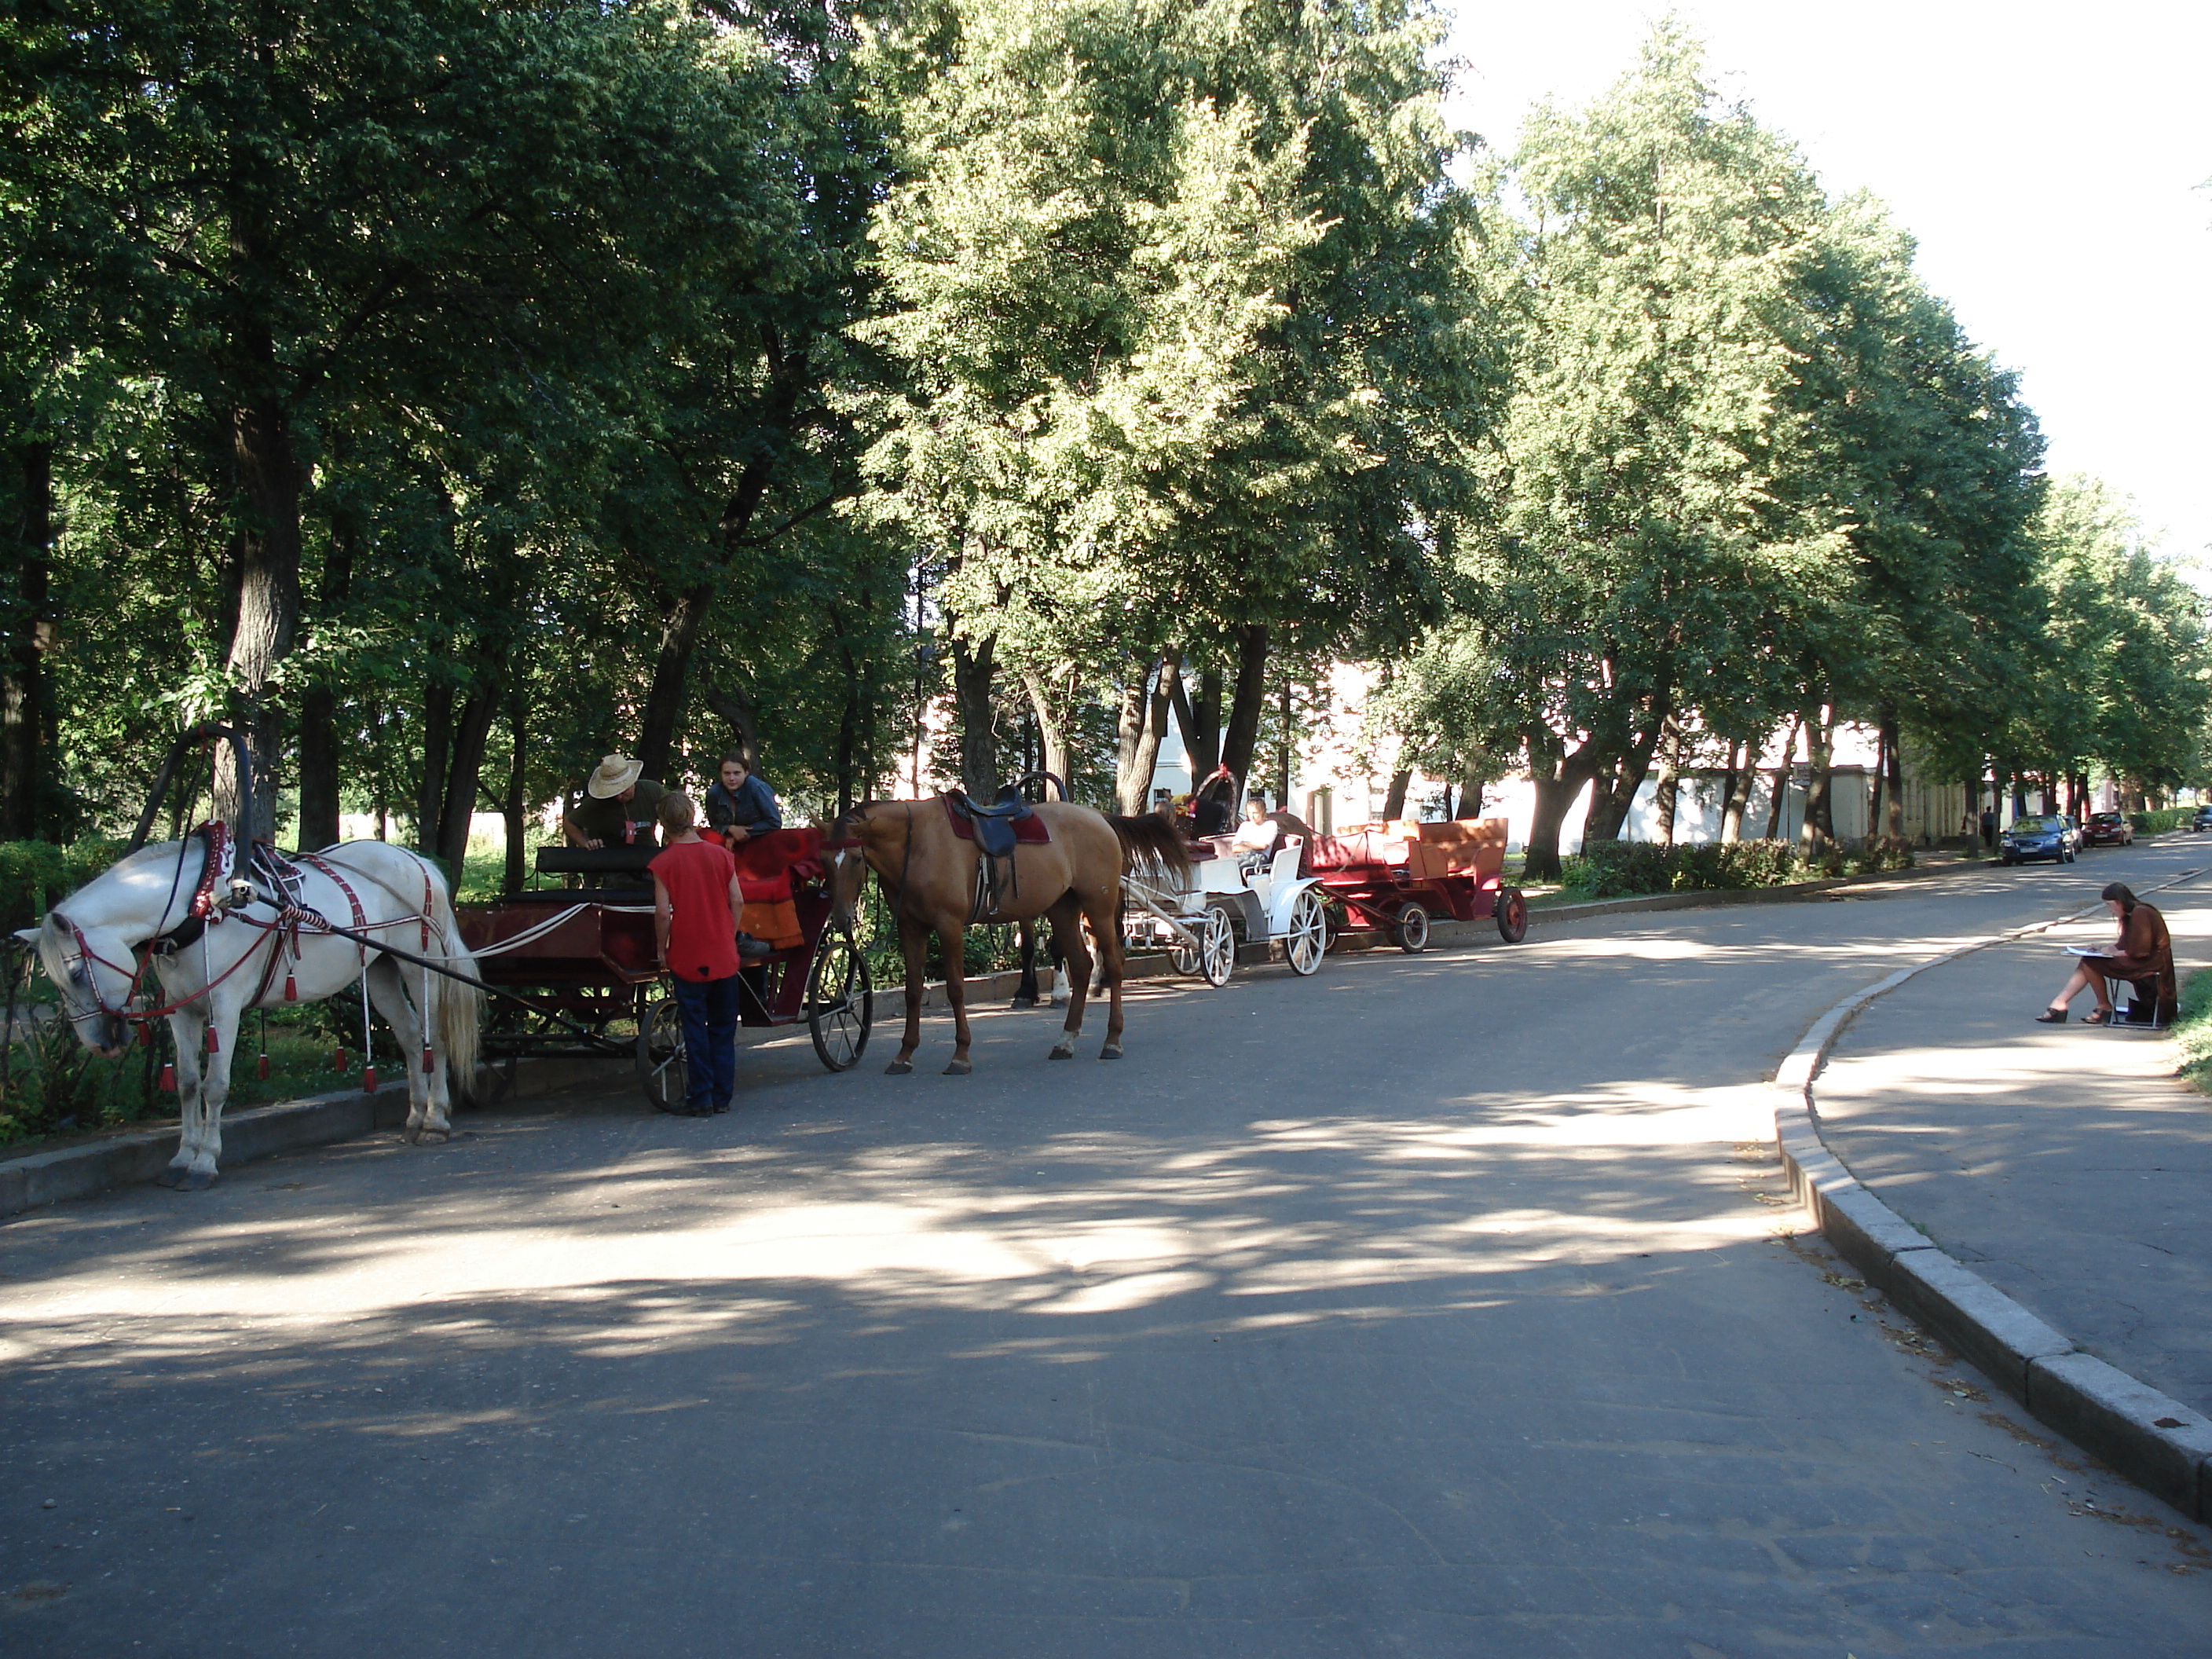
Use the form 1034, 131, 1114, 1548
825, 798, 1188, 1073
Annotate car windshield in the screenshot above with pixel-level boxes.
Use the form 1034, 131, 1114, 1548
2011, 817, 2063, 833
2091, 814, 2122, 825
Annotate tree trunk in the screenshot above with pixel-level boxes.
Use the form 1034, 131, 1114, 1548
2, 439, 51, 844
436, 681, 500, 875
1651, 716, 1683, 847
1719, 738, 1749, 843
1763, 717, 1800, 839
1020, 667, 1075, 796
1274, 678, 1293, 809
296, 510, 360, 851
1218, 624, 1270, 786
504, 681, 529, 895
1456, 764, 1485, 821
416, 683, 454, 855
1381, 769, 1412, 821
702, 682, 760, 773
1171, 665, 1222, 780
950, 628, 998, 797
1114, 648, 1180, 814
1799, 712, 1835, 857
223, 391, 304, 838
1525, 772, 1584, 883
1881, 712, 1905, 840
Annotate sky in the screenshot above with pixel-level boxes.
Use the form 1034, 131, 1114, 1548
1437, 0, 2212, 562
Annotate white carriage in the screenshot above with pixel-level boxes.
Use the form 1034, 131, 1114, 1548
1122, 833, 1328, 987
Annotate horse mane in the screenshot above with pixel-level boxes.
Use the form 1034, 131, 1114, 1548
1107, 808, 1191, 882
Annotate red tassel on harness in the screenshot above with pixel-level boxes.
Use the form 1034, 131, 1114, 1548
421, 1045, 434, 1073
333, 1049, 347, 1074
137, 1023, 154, 1049
257, 1053, 270, 1081
284, 972, 297, 1002
362, 1065, 378, 1094
204, 1027, 219, 1055
158, 1062, 177, 1093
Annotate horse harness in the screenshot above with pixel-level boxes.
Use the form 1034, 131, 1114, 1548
59, 827, 440, 1035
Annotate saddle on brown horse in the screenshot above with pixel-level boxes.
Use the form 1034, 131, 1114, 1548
945, 789, 1053, 921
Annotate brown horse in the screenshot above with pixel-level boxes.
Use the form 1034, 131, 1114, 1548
825, 798, 1188, 1074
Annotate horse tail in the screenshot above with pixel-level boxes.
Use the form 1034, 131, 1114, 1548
423, 860, 485, 1101
1108, 808, 1191, 884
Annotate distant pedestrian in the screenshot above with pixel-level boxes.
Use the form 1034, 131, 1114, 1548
650, 791, 743, 1115
1980, 807, 1998, 849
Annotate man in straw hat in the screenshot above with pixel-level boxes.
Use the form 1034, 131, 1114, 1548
562, 754, 668, 850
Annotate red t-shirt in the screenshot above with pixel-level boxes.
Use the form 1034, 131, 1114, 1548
649, 838, 740, 982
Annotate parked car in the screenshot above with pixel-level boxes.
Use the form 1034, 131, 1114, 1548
1998, 815, 2077, 865
2193, 804, 2212, 833
2082, 811, 2133, 848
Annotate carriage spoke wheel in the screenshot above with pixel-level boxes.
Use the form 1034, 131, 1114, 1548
1168, 921, 1203, 978
1199, 904, 1236, 987
1284, 888, 1326, 976
1496, 886, 1530, 945
1394, 902, 1430, 954
805, 928, 873, 1072
635, 996, 687, 1113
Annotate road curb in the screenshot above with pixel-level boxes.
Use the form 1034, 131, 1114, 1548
1771, 863, 2212, 1518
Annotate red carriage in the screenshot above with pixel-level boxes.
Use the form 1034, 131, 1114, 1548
1306, 817, 1530, 954
457, 825, 872, 1108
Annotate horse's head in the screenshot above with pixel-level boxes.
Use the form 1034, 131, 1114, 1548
24, 913, 132, 1058
822, 808, 876, 934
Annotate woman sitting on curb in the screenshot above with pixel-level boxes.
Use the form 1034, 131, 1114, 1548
2037, 882, 2176, 1024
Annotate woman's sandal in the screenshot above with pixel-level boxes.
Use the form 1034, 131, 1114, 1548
2034, 1009, 2068, 1023
2083, 1009, 2112, 1025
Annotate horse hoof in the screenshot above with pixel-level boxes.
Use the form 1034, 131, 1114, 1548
1049, 1043, 1075, 1060
416, 1127, 450, 1145
1099, 1045, 1122, 1060
885, 1060, 914, 1075
181, 1169, 218, 1191
156, 1166, 189, 1189
943, 1060, 972, 1076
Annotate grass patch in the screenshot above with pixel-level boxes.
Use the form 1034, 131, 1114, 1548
2173, 968, 2212, 1093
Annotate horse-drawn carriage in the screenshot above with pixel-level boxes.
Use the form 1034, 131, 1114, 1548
1120, 833, 1328, 985
1306, 817, 1530, 951
458, 826, 873, 1108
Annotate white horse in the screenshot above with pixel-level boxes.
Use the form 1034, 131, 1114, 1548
20, 835, 483, 1188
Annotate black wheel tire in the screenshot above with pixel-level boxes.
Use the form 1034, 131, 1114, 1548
805, 929, 873, 1072
636, 996, 687, 1112
1395, 903, 1430, 954
1496, 887, 1529, 944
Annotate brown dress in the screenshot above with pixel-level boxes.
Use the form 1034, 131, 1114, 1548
2100, 902, 2177, 1016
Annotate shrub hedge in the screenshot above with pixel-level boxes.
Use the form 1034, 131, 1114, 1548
2129, 807, 2195, 834
1560, 837, 1914, 899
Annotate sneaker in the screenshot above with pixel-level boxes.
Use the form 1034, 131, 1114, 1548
737, 932, 773, 959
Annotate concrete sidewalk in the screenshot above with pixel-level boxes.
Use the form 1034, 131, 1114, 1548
1815, 872, 2212, 1420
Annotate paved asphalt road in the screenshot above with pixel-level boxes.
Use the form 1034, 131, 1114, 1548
7, 842, 2212, 1656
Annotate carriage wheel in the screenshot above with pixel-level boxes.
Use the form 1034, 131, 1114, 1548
1496, 886, 1530, 945
1168, 921, 1203, 978
805, 928, 873, 1073
1199, 904, 1236, 987
635, 996, 687, 1112
1394, 902, 1430, 954
1284, 888, 1326, 976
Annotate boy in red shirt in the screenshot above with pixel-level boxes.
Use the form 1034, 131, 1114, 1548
650, 791, 744, 1115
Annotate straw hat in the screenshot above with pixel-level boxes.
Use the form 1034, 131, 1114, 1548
586, 754, 644, 799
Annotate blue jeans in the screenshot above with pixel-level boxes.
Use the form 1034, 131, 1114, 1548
671, 974, 738, 1111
